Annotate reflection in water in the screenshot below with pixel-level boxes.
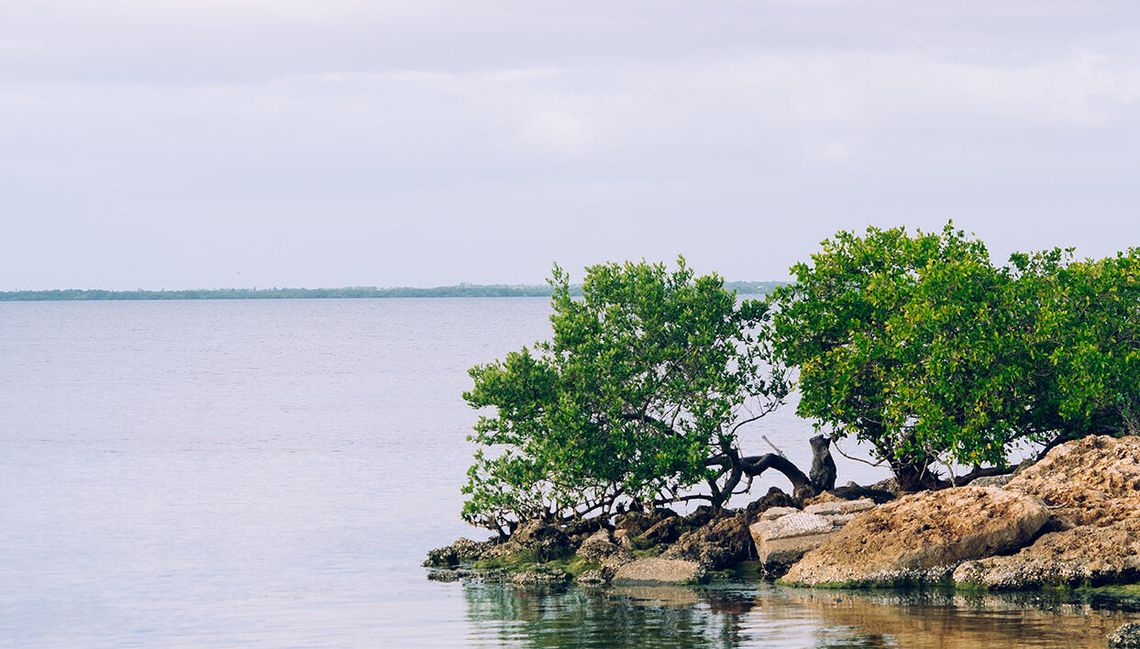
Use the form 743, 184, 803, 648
463, 581, 1140, 649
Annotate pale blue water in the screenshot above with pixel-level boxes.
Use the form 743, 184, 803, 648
1, 299, 1134, 648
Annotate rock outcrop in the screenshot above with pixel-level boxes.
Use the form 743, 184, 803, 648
953, 435, 1140, 590
783, 486, 1050, 587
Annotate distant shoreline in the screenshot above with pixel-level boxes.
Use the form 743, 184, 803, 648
0, 282, 783, 302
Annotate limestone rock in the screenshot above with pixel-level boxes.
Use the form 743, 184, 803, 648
969, 474, 1013, 488
750, 512, 837, 574
613, 558, 705, 584
1004, 435, 1140, 529
953, 523, 1140, 589
601, 548, 636, 571
510, 520, 573, 561
1109, 623, 1140, 649
575, 565, 615, 586
783, 486, 1050, 587
423, 537, 499, 567
759, 506, 801, 521
953, 435, 1140, 590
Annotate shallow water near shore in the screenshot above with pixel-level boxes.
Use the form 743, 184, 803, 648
1, 298, 1137, 647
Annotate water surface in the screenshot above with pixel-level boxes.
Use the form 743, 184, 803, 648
1, 299, 1135, 647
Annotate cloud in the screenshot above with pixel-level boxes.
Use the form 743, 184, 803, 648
2, 2, 1140, 289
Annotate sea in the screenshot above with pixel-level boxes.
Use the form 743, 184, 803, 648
1, 298, 1135, 647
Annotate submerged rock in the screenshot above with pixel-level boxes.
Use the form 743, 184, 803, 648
783, 486, 1050, 587
575, 565, 616, 586
511, 566, 571, 587
613, 558, 705, 584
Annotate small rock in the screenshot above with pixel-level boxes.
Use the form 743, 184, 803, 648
577, 529, 621, 562
683, 506, 716, 530
423, 537, 498, 567
804, 498, 876, 517
759, 506, 801, 521
511, 520, 573, 561
575, 566, 615, 586
1108, 623, 1140, 648
601, 548, 636, 570
511, 566, 571, 587
613, 558, 705, 584
744, 487, 800, 521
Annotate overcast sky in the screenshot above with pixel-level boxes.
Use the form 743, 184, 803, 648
2, 1, 1138, 290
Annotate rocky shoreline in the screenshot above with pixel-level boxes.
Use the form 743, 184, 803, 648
426, 435, 1140, 639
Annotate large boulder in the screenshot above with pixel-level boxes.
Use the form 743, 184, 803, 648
750, 512, 837, 575
953, 435, 1140, 589
613, 558, 705, 584
1004, 435, 1140, 528
783, 486, 1050, 587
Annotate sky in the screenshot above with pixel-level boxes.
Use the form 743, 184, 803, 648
2, 1, 1139, 290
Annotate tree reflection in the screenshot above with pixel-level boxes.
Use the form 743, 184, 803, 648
462, 581, 1140, 649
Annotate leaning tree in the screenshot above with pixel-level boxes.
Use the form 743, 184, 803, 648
460, 258, 820, 536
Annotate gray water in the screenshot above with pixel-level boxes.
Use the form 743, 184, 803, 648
1, 299, 1135, 648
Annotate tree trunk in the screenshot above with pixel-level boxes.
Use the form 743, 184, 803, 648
892, 460, 936, 492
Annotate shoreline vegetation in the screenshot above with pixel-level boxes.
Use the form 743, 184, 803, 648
0, 281, 785, 302
427, 223, 1140, 643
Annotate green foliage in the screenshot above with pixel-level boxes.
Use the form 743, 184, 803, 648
772, 223, 1140, 488
770, 224, 1022, 483
1011, 248, 1140, 437
461, 258, 786, 532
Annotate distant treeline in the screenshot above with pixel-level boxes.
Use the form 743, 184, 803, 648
0, 281, 783, 302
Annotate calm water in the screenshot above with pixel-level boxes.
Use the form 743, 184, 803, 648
1, 299, 1136, 648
